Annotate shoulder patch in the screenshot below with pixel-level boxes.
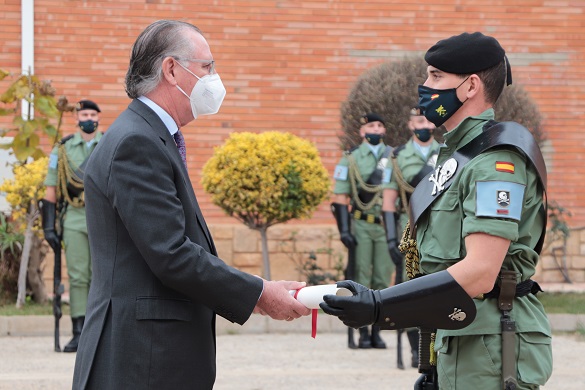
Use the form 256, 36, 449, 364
49, 153, 58, 169
333, 165, 349, 181
475, 180, 525, 221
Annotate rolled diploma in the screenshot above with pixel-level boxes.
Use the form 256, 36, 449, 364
289, 284, 353, 309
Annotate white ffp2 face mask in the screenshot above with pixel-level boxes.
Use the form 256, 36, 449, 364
176, 62, 226, 119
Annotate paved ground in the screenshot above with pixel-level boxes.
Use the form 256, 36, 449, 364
0, 331, 582, 389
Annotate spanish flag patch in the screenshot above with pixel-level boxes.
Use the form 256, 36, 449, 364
495, 161, 515, 173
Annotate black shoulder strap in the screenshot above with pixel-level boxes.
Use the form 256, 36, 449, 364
409, 150, 439, 188
355, 145, 393, 205
392, 144, 406, 158
366, 145, 393, 186
409, 122, 547, 251
59, 134, 74, 145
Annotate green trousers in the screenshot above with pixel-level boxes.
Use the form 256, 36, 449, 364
63, 228, 92, 318
436, 333, 552, 389
352, 219, 394, 290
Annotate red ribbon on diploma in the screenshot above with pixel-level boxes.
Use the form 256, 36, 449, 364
293, 287, 318, 338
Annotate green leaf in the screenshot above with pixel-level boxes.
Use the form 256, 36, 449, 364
13, 144, 35, 162
44, 123, 58, 138
22, 119, 37, 137
32, 147, 46, 160
0, 69, 10, 81
35, 96, 59, 118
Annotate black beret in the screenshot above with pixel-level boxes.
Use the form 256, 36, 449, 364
76, 100, 101, 112
359, 112, 385, 126
425, 32, 508, 77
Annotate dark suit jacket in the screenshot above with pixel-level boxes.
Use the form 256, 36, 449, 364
72, 99, 263, 390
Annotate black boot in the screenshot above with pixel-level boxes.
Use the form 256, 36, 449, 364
63, 316, 85, 353
347, 327, 357, 349
407, 329, 419, 368
358, 327, 372, 349
371, 326, 387, 349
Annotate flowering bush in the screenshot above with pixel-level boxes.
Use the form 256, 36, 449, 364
202, 131, 330, 227
0, 157, 48, 235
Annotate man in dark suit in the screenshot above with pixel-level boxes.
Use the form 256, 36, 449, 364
72, 20, 310, 390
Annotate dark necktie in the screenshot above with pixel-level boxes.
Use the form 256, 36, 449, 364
173, 130, 187, 169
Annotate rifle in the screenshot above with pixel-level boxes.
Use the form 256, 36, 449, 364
40, 198, 65, 352
345, 242, 357, 349
392, 249, 405, 369
53, 244, 64, 352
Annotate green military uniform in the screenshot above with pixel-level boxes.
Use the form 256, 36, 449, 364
390, 137, 441, 264
415, 109, 552, 389
333, 142, 394, 290
45, 131, 103, 318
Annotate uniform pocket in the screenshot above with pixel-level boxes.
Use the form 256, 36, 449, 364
135, 296, 193, 321
422, 190, 462, 260
517, 332, 552, 386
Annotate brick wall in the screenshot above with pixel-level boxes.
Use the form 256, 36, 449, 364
1, 1, 584, 228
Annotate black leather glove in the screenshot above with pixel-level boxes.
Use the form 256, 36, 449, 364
331, 203, 357, 250
383, 211, 403, 266
39, 199, 61, 251
388, 239, 403, 266
319, 280, 378, 329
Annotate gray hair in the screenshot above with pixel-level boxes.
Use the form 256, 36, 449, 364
125, 20, 202, 99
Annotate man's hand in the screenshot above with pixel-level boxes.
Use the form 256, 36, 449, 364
43, 228, 61, 252
253, 280, 311, 321
320, 280, 378, 329
39, 199, 61, 252
340, 231, 357, 250
388, 239, 402, 267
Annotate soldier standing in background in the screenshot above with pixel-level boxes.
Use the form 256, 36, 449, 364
41, 100, 103, 352
331, 112, 395, 349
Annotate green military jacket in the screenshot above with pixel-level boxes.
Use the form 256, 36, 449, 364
415, 109, 550, 343
333, 142, 392, 216
44, 131, 103, 232
389, 137, 441, 232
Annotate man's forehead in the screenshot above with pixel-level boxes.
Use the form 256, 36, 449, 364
427, 65, 444, 75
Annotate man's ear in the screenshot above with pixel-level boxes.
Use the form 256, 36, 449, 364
162, 57, 178, 86
466, 74, 482, 100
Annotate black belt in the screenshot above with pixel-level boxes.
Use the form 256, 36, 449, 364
478, 279, 542, 300
352, 210, 381, 224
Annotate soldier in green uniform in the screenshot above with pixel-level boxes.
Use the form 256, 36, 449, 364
382, 108, 440, 368
41, 100, 103, 352
331, 112, 395, 349
322, 32, 552, 390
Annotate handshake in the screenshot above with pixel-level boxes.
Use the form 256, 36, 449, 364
252, 278, 377, 328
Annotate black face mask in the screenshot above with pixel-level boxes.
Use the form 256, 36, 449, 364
365, 133, 382, 146
78, 120, 98, 134
417, 77, 469, 127
414, 128, 433, 142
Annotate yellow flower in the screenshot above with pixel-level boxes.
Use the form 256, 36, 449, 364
0, 157, 48, 234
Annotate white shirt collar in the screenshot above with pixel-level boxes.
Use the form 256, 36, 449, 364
137, 96, 180, 136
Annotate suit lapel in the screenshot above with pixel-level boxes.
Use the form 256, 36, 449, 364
128, 100, 216, 253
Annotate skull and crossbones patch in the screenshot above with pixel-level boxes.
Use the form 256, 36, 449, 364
497, 190, 510, 207
475, 180, 526, 221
